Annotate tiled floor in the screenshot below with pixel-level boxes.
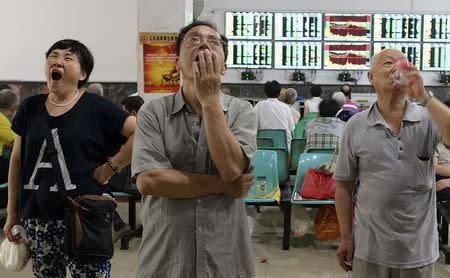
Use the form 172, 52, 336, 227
1, 205, 450, 277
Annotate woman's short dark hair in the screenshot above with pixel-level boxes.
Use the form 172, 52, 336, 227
45, 39, 94, 88
121, 96, 144, 114
176, 20, 229, 62
310, 85, 323, 97
341, 83, 352, 97
264, 80, 281, 98
319, 98, 340, 117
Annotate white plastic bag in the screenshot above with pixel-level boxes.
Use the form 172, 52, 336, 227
0, 225, 30, 272
291, 206, 311, 238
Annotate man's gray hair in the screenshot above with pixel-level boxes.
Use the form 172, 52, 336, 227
282, 88, 297, 105
87, 83, 104, 96
332, 91, 346, 108
0, 89, 19, 109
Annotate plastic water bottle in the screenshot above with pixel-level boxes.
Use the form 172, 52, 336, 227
392, 58, 410, 86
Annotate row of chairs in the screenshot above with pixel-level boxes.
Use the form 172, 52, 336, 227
245, 150, 335, 250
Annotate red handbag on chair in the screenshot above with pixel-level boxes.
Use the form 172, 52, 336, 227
300, 168, 335, 199
300, 146, 337, 200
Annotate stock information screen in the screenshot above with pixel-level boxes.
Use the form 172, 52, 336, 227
423, 14, 450, 42
422, 43, 450, 71
225, 12, 273, 40
226, 41, 273, 68
323, 43, 371, 70
373, 42, 421, 66
373, 14, 421, 41
274, 42, 322, 69
324, 14, 371, 41
274, 13, 322, 40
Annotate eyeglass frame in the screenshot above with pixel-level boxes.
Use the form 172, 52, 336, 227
182, 35, 227, 48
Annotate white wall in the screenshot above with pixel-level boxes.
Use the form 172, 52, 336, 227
199, 0, 450, 86
0, 0, 138, 82
2, 0, 450, 85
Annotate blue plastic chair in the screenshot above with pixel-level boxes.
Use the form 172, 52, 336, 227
257, 147, 290, 186
245, 150, 291, 250
256, 137, 274, 148
245, 150, 279, 203
257, 129, 288, 150
291, 153, 335, 205
290, 138, 307, 172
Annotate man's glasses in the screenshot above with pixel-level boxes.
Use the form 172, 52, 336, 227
183, 35, 226, 48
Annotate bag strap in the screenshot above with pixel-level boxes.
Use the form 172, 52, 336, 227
43, 123, 68, 198
327, 142, 339, 171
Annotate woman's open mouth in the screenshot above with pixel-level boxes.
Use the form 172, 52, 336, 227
51, 69, 63, 81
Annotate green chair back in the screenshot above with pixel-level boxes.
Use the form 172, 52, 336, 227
256, 137, 274, 148
258, 147, 290, 186
306, 148, 335, 154
291, 153, 335, 205
290, 138, 307, 172
257, 129, 288, 150
245, 150, 279, 203
303, 112, 318, 119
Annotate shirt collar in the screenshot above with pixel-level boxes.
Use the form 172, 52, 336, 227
366, 100, 421, 127
170, 88, 228, 115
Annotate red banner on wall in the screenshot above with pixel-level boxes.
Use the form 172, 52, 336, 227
140, 33, 180, 93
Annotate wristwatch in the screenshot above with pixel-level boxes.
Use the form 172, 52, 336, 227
419, 90, 433, 107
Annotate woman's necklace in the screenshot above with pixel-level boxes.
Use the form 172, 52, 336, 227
48, 89, 80, 107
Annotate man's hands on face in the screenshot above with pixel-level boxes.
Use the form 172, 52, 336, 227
193, 49, 222, 106
405, 64, 428, 102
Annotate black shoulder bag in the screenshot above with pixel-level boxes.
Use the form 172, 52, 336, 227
44, 127, 117, 264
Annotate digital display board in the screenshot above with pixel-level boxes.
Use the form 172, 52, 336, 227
373, 42, 421, 66
323, 43, 371, 70
274, 13, 322, 40
324, 14, 371, 41
423, 14, 450, 42
373, 14, 421, 41
226, 40, 273, 68
422, 43, 450, 71
274, 42, 322, 69
225, 12, 273, 40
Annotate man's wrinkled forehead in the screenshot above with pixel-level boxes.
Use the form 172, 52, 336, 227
185, 25, 220, 38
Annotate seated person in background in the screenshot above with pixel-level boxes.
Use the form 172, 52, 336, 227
434, 103, 450, 203
0, 89, 19, 184
434, 141, 450, 202
254, 80, 294, 150
305, 98, 345, 152
86, 82, 104, 96
333, 91, 354, 122
340, 83, 359, 114
282, 88, 300, 125
332, 91, 346, 108
304, 85, 323, 117
121, 95, 144, 117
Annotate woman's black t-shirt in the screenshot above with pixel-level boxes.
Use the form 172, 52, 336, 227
11, 93, 128, 220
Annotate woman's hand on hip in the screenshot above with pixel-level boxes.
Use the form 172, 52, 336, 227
93, 163, 115, 185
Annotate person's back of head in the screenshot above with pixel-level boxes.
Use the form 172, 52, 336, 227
264, 80, 281, 98
282, 88, 297, 105
318, 98, 340, 117
341, 83, 352, 98
0, 89, 20, 117
332, 92, 346, 108
121, 95, 144, 116
310, 85, 323, 98
87, 83, 104, 97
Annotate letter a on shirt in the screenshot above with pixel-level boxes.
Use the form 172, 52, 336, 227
23, 128, 76, 192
